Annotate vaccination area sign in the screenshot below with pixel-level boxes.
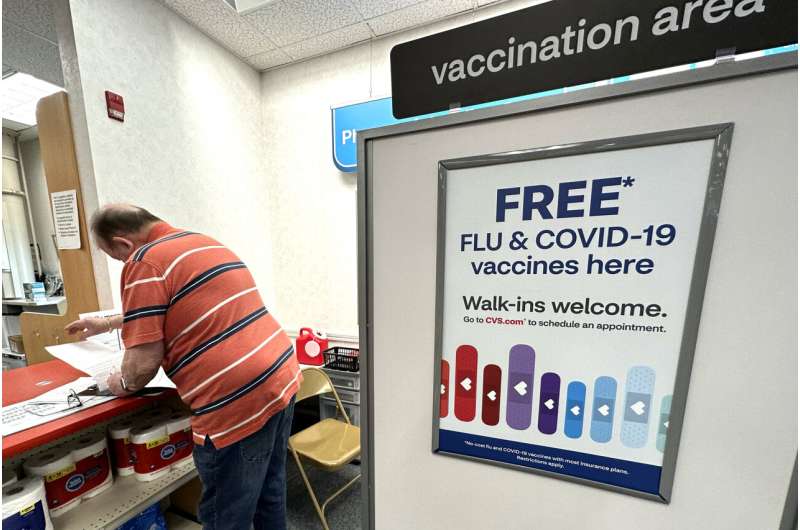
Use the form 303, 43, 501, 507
432, 124, 733, 500
391, 0, 797, 117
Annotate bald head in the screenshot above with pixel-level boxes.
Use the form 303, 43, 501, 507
89, 204, 161, 257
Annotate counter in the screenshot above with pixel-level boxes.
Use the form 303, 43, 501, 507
3, 360, 174, 459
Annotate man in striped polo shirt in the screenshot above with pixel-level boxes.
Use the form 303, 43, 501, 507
65, 204, 301, 530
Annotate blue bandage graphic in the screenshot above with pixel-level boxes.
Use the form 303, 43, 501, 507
657, 395, 672, 453
621, 366, 656, 448
590, 376, 617, 443
564, 381, 586, 439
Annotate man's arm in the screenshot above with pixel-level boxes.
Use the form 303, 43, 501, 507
107, 340, 165, 396
65, 314, 123, 340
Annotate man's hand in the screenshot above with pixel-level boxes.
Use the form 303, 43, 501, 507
65, 318, 110, 340
107, 370, 133, 397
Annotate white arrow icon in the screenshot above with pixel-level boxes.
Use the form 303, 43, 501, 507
631, 401, 646, 416
487, 390, 497, 402
544, 399, 555, 410
598, 404, 610, 416
571, 405, 581, 416
460, 378, 472, 391
440, 384, 446, 395
513, 381, 528, 396
664, 420, 669, 429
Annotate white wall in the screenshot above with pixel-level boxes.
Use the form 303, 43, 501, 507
55, 0, 277, 312
260, 0, 546, 336
53, 0, 544, 334
20, 137, 60, 275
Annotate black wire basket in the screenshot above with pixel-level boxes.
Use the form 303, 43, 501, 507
323, 347, 360, 372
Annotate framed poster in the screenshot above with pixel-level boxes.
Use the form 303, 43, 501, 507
432, 123, 733, 501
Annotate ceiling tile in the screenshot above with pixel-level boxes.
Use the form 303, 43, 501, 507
160, 0, 275, 57
282, 23, 372, 61
351, 0, 424, 19
244, 0, 363, 47
246, 48, 293, 70
367, 0, 474, 36
2, 0, 58, 43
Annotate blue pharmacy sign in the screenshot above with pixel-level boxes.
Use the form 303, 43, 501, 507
331, 98, 450, 173
331, 98, 398, 173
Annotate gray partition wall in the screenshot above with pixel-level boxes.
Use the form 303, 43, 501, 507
359, 54, 797, 530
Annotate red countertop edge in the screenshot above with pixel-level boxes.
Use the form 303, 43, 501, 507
3, 360, 175, 459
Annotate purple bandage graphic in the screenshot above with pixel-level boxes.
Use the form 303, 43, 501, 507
537, 372, 561, 435
506, 344, 535, 430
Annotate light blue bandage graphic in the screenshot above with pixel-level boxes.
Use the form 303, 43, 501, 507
590, 376, 617, 443
564, 381, 586, 439
621, 366, 656, 448
657, 395, 672, 453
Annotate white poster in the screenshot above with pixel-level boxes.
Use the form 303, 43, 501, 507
50, 189, 81, 250
434, 128, 730, 499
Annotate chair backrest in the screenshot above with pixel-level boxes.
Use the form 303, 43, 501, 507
297, 367, 334, 401
296, 367, 351, 424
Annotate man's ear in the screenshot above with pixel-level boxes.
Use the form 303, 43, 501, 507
110, 236, 135, 259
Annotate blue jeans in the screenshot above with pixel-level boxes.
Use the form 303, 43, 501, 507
193, 399, 295, 530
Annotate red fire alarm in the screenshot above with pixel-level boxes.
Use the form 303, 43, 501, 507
105, 91, 124, 122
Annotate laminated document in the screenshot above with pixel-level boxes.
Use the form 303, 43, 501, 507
1, 377, 114, 436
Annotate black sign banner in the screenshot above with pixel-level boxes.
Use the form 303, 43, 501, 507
390, 0, 797, 118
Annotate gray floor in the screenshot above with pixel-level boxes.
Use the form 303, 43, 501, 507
286, 461, 361, 530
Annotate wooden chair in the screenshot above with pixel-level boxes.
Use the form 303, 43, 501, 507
289, 367, 361, 530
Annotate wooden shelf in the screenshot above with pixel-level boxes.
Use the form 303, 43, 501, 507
51, 464, 197, 530
2, 296, 66, 307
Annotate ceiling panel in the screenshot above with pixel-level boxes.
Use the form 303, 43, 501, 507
158, 0, 523, 71
282, 22, 373, 61
2, 0, 58, 43
162, 0, 276, 57
366, 0, 474, 37
246, 48, 293, 69
350, 0, 425, 19
244, 0, 364, 47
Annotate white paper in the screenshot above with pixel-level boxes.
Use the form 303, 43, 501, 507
46, 341, 176, 391
147, 369, 177, 389
79, 309, 123, 351
2, 377, 115, 436
46, 341, 122, 383
50, 189, 81, 250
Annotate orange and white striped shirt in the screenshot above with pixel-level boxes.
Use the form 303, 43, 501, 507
120, 222, 301, 448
